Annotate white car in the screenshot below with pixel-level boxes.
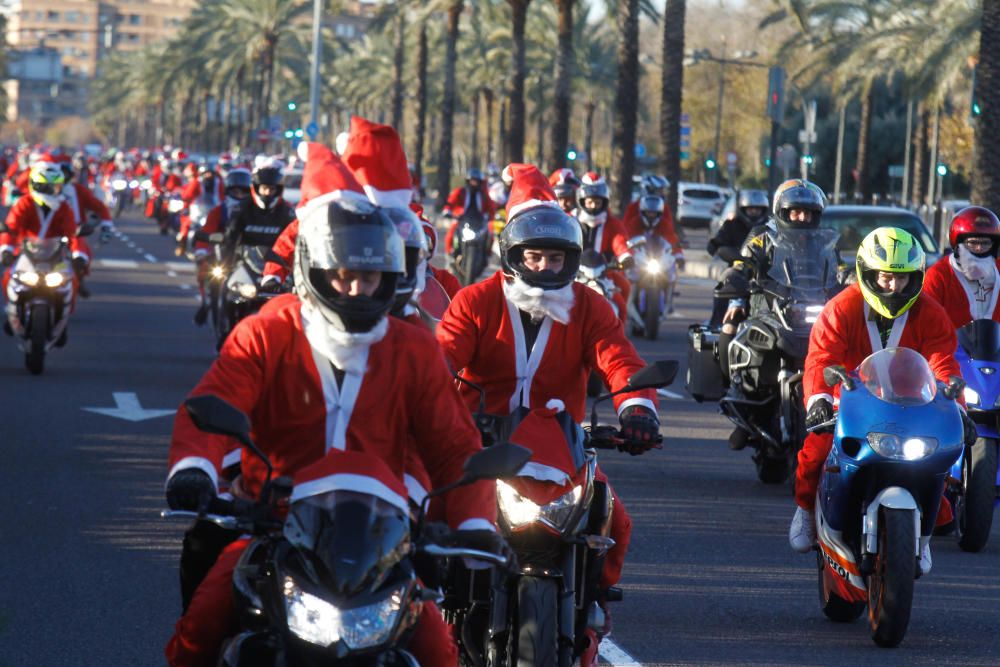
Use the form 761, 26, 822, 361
677, 182, 728, 227
283, 168, 303, 207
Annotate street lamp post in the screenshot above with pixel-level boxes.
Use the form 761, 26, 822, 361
711, 41, 727, 185
308, 0, 324, 137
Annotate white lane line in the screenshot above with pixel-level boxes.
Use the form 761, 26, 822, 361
126, 241, 136, 248
678, 277, 717, 287
657, 388, 687, 400
165, 261, 195, 272
600, 638, 643, 666
144, 253, 157, 263
97, 259, 139, 269
179, 284, 192, 290
166, 270, 178, 277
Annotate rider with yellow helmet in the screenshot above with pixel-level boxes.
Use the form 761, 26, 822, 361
790, 226, 974, 575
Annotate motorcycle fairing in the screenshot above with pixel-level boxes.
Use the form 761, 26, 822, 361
815, 501, 867, 602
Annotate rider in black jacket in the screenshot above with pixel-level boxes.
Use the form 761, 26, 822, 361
706, 189, 770, 326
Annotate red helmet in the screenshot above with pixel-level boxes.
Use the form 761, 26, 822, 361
949, 206, 1000, 250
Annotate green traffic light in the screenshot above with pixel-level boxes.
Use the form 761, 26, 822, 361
973, 102, 982, 116
567, 150, 578, 161
936, 164, 948, 177
284, 130, 293, 139
705, 159, 716, 170
287, 101, 297, 111
803, 155, 814, 165
294, 128, 304, 138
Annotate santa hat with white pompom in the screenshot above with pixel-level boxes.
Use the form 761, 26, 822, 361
502, 163, 564, 221
294, 140, 369, 220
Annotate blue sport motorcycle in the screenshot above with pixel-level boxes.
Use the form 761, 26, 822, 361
949, 319, 1000, 552
812, 348, 964, 648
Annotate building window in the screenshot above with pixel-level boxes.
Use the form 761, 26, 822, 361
129, 15, 141, 26
65, 11, 79, 23
47, 11, 59, 21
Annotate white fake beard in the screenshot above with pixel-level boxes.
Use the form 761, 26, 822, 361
577, 210, 607, 228
300, 299, 389, 375
503, 278, 575, 325
954, 246, 997, 285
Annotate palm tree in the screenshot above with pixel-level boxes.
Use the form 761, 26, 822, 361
435, 1, 464, 207
974, 0, 1000, 210
547, 0, 575, 172
659, 0, 685, 216
506, 0, 532, 164
610, 0, 640, 214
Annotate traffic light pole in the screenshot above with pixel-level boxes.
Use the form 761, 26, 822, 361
767, 120, 780, 194
308, 0, 323, 136
711, 42, 727, 185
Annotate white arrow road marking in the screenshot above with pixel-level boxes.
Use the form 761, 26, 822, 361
97, 259, 139, 269
144, 253, 157, 263
167, 270, 178, 277
600, 638, 643, 666
657, 388, 687, 400
82, 392, 175, 422
165, 262, 195, 272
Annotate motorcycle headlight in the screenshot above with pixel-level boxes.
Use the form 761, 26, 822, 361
44, 272, 64, 288
497, 480, 583, 531
211, 266, 225, 279
128, 180, 140, 189
141, 179, 152, 190
965, 386, 980, 406
867, 432, 939, 460
644, 258, 662, 274
168, 199, 185, 213
112, 179, 127, 190
461, 226, 478, 242
283, 576, 403, 649
16, 270, 39, 287
234, 282, 257, 299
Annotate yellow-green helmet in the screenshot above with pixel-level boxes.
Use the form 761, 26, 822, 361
28, 161, 66, 208
856, 226, 926, 319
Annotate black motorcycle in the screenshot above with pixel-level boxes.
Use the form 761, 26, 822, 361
717, 228, 841, 483
215, 243, 284, 348
451, 211, 490, 287
576, 249, 623, 397
626, 234, 677, 341
164, 395, 529, 666
446, 361, 679, 667
3, 223, 94, 373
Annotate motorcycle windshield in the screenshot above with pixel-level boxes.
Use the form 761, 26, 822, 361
765, 228, 840, 300
417, 274, 451, 323
240, 245, 270, 277
23, 238, 65, 262
283, 490, 410, 597
858, 347, 938, 406
958, 319, 1000, 361
459, 211, 487, 230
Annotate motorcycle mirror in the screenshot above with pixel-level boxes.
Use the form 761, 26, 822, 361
184, 395, 274, 477
461, 442, 531, 483
624, 360, 679, 392
822, 365, 854, 391
942, 375, 966, 401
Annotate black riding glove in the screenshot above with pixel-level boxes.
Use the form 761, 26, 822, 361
619, 405, 661, 455
1, 250, 13, 267
71, 256, 88, 275
258, 278, 283, 293
806, 398, 834, 433
962, 411, 979, 446
455, 529, 519, 573
165, 469, 216, 511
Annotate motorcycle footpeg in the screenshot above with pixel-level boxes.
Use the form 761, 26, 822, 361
604, 586, 623, 602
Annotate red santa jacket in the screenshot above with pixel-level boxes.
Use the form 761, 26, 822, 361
262, 218, 298, 281
14, 169, 30, 195
63, 182, 112, 226
804, 283, 961, 408
1, 195, 84, 258
431, 265, 462, 300
581, 214, 632, 265
167, 294, 493, 529
444, 184, 496, 220
621, 201, 683, 256
922, 254, 1000, 329
437, 271, 656, 422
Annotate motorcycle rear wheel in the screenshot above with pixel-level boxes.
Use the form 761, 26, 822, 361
957, 437, 998, 553
816, 551, 865, 622
867, 507, 915, 648
755, 454, 788, 484
512, 577, 560, 667
643, 289, 661, 341
25, 303, 49, 375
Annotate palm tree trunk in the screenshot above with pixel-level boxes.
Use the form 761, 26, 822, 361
471, 90, 481, 168
435, 2, 463, 209
484, 87, 495, 165
547, 0, 575, 172
535, 74, 546, 164
611, 0, 640, 215
262, 36, 278, 136
414, 19, 429, 187
506, 0, 531, 164
584, 100, 596, 171
911, 102, 928, 207
974, 0, 1000, 210
201, 92, 211, 151
391, 11, 406, 133
499, 99, 508, 166
235, 66, 246, 147
659, 0, 686, 216
853, 81, 874, 203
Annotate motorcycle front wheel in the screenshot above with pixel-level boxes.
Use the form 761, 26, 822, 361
511, 576, 562, 667
25, 303, 49, 375
957, 437, 998, 552
643, 288, 661, 341
867, 507, 915, 648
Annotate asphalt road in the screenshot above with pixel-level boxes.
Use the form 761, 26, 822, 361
0, 217, 996, 666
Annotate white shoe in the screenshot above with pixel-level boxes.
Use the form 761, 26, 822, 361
919, 537, 932, 575
789, 506, 816, 553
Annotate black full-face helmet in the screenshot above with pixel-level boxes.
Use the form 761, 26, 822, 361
499, 205, 583, 290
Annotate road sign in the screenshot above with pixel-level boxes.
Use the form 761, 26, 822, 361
634, 143, 646, 158
797, 130, 818, 144
726, 151, 738, 166
255, 129, 272, 142
680, 126, 691, 136
680, 113, 690, 123
306, 121, 319, 139
680, 151, 690, 161
268, 116, 282, 134
888, 165, 905, 178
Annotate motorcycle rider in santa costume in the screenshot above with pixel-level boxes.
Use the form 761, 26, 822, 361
436, 163, 661, 664
443, 167, 497, 256
790, 226, 977, 575
575, 171, 634, 321
55, 154, 114, 299
163, 173, 509, 665
549, 167, 581, 216
923, 206, 1000, 328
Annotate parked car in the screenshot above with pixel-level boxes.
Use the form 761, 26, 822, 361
283, 167, 303, 207
678, 182, 728, 227
821, 205, 941, 266
709, 190, 739, 238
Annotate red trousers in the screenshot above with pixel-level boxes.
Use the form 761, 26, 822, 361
795, 431, 954, 526
597, 468, 631, 589
165, 539, 458, 666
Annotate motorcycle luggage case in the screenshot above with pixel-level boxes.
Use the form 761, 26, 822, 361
686, 324, 727, 402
